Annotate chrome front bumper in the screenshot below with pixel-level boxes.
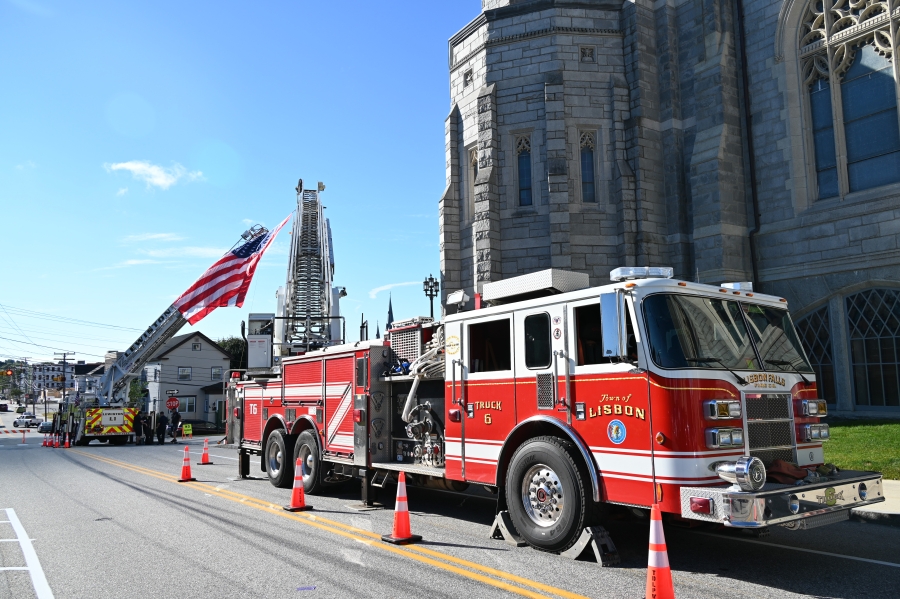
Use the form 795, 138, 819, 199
680, 470, 885, 529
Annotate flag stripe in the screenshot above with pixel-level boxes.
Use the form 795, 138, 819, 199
174, 215, 290, 325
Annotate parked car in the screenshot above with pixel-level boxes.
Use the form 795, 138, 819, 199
37, 421, 53, 433
13, 414, 43, 428
15, 406, 27, 414
0, 403, 8, 412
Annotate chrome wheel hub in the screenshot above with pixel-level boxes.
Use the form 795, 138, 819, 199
522, 464, 564, 527
268, 443, 283, 476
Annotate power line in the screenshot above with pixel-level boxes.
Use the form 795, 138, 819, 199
0, 335, 105, 358
0, 325, 131, 347
0, 304, 35, 345
0, 303, 144, 332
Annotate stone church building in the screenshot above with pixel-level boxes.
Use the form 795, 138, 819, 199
438, 0, 900, 414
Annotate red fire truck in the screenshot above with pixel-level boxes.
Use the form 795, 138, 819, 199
232, 267, 884, 553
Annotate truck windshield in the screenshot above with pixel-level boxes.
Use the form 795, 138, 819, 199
740, 303, 814, 373
643, 294, 812, 373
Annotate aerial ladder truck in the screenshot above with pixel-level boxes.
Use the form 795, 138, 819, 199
227, 179, 345, 443
55, 223, 277, 445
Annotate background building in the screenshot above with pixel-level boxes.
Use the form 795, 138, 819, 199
145, 332, 231, 425
439, 0, 900, 414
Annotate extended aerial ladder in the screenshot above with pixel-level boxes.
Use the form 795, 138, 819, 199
274, 179, 344, 355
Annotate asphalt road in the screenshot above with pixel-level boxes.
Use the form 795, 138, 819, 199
2, 417, 899, 598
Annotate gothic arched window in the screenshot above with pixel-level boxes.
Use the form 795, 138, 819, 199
796, 304, 836, 404
580, 132, 596, 203
800, 0, 900, 200
846, 288, 900, 407
516, 135, 533, 206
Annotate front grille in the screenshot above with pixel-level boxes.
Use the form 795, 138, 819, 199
748, 421, 794, 448
744, 393, 795, 467
746, 394, 791, 420
750, 447, 795, 466
536, 373, 554, 409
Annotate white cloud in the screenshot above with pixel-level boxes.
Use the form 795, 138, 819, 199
368, 281, 419, 299
15, 160, 36, 170
116, 187, 128, 196
104, 160, 203, 190
241, 218, 256, 226
120, 233, 184, 243
139, 246, 227, 259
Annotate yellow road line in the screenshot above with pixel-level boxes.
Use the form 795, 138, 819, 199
69, 450, 589, 599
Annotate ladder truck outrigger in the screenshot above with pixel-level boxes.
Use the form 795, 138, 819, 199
231, 265, 885, 557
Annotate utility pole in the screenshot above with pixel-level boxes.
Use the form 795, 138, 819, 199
54, 351, 75, 423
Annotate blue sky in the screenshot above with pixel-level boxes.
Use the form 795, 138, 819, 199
0, 0, 481, 363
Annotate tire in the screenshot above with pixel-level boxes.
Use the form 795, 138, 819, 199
293, 430, 323, 494
505, 436, 594, 553
265, 430, 294, 488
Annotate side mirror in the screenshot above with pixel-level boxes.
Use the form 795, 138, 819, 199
600, 292, 626, 359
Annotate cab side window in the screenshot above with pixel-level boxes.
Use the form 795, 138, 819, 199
469, 319, 511, 372
575, 304, 608, 365
524, 313, 551, 368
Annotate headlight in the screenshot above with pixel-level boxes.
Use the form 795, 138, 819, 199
800, 399, 828, 417
704, 400, 742, 420
706, 427, 745, 449
716, 456, 767, 491
800, 423, 830, 442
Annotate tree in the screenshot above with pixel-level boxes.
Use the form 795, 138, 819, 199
128, 379, 146, 406
217, 336, 247, 371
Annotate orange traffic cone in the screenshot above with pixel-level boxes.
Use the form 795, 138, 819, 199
381, 472, 421, 544
64, 434, 70, 449
42, 434, 48, 447
645, 503, 675, 599
54, 434, 60, 448
283, 458, 312, 512
177, 445, 196, 482
196, 438, 213, 465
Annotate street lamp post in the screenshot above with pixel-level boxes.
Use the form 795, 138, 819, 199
423, 274, 440, 319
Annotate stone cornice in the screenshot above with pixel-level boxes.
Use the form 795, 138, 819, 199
451, 25, 622, 72
486, 0, 626, 20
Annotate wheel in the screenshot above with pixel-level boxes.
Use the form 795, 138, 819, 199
265, 430, 294, 488
505, 436, 594, 553
293, 430, 323, 494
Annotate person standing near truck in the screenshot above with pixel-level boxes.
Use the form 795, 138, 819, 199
169, 409, 181, 444
156, 411, 168, 445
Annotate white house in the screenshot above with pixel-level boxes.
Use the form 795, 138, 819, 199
144, 332, 231, 424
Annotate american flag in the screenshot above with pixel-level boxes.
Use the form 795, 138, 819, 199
174, 215, 291, 325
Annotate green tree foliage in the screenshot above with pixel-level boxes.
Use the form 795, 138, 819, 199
128, 379, 145, 403
217, 336, 247, 371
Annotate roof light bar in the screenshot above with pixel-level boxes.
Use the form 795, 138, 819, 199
721, 282, 754, 291
610, 266, 674, 282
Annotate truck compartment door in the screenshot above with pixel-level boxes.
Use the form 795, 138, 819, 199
324, 356, 355, 453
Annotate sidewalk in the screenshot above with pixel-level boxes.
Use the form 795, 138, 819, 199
852, 479, 900, 526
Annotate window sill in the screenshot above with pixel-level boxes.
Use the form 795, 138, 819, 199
810, 179, 900, 212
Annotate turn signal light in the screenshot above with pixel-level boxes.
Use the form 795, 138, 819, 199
689, 496, 712, 514
704, 400, 742, 420
800, 399, 828, 417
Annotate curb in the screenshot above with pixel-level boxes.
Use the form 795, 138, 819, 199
850, 510, 900, 528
